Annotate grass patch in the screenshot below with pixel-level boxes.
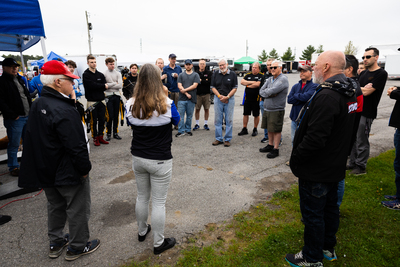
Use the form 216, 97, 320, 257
123, 149, 400, 266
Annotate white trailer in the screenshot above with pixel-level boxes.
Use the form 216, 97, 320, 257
385, 54, 400, 79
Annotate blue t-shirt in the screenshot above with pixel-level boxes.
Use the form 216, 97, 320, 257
163, 64, 182, 93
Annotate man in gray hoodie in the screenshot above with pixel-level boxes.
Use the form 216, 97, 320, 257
259, 60, 289, 158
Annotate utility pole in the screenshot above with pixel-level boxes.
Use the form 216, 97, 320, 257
246, 40, 248, 57
140, 38, 142, 53
85, 11, 92, 55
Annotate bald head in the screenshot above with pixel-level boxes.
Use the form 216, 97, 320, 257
313, 50, 345, 84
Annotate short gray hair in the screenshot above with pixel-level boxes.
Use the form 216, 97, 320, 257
271, 60, 282, 67
218, 58, 227, 65
40, 74, 64, 86
252, 62, 261, 68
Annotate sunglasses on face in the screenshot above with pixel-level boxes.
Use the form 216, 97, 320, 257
362, 55, 374, 60
270, 66, 278, 70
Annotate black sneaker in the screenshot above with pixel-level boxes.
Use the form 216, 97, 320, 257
175, 132, 185, 137
65, 239, 101, 261
261, 137, 268, 143
252, 128, 258, 136
138, 224, 151, 242
105, 134, 111, 141
154, 237, 176, 255
0, 215, 11, 225
113, 133, 122, 140
285, 251, 323, 267
193, 124, 200, 131
186, 132, 193, 136
267, 148, 279, 158
49, 233, 69, 259
204, 124, 210, 131
238, 127, 248, 136
259, 144, 273, 153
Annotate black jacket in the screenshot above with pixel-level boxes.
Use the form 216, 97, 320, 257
19, 86, 91, 188
389, 86, 400, 129
82, 68, 107, 101
290, 74, 357, 182
0, 72, 32, 119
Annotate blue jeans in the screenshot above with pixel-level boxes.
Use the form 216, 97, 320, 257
291, 120, 297, 146
299, 179, 339, 263
177, 100, 195, 133
4, 116, 28, 171
259, 100, 268, 139
337, 179, 345, 207
394, 129, 400, 198
214, 95, 234, 142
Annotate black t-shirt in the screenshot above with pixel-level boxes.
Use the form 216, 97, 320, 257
359, 68, 388, 119
196, 70, 213, 95
210, 70, 238, 96
243, 72, 264, 102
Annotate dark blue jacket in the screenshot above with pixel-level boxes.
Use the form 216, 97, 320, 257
287, 79, 318, 121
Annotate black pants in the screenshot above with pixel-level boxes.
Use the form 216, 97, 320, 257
106, 95, 120, 135
91, 102, 106, 138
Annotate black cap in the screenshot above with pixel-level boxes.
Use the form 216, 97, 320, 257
1, 58, 20, 67
169, 53, 177, 59
185, 59, 192, 65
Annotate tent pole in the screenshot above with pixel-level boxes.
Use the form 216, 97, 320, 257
40, 37, 47, 63
19, 51, 26, 74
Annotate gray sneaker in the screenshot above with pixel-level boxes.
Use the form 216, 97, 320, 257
285, 251, 323, 266
49, 234, 69, 258
350, 166, 366, 175
323, 248, 337, 261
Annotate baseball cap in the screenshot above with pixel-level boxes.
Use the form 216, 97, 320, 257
169, 53, 177, 59
1, 58, 20, 67
41, 60, 79, 79
298, 65, 312, 72
185, 59, 193, 65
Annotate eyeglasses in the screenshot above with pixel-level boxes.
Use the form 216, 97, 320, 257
270, 66, 279, 70
219, 64, 226, 67
58, 78, 74, 83
362, 55, 374, 60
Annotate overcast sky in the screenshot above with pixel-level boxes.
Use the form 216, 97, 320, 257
14, 0, 400, 63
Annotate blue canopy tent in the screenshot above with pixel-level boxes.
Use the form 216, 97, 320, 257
30, 51, 67, 69
0, 0, 46, 72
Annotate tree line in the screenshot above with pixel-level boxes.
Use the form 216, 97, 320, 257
1, 54, 42, 67
258, 41, 358, 62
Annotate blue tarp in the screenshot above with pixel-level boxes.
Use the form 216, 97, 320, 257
30, 51, 67, 69
0, 0, 46, 52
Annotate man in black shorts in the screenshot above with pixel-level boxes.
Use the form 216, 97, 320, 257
238, 62, 264, 136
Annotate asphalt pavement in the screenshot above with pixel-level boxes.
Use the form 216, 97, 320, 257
0, 73, 398, 267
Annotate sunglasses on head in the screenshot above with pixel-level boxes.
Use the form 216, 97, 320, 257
362, 55, 374, 60
270, 66, 278, 70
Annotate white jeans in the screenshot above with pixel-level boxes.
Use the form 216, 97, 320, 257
132, 155, 172, 247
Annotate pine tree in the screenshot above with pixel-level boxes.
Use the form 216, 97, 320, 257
281, 47, 295, 61
299, 45, 316, 60
344, 41, 358, 55
316, 45, 324, 54
258, 50, 268, 62
268, 48, 280, 60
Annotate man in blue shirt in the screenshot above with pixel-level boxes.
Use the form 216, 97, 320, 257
163, 54, 182, 107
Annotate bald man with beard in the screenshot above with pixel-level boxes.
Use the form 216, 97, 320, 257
286, 51, 358, 267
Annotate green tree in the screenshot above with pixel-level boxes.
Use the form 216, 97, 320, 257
258, 49, 268, 62
2, 54, 42, 67
281, 47, 295, 61
268, 48, 280, 60
316, 45, 324, 53
344, 41, 358, 55
299, 45, 316, 60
